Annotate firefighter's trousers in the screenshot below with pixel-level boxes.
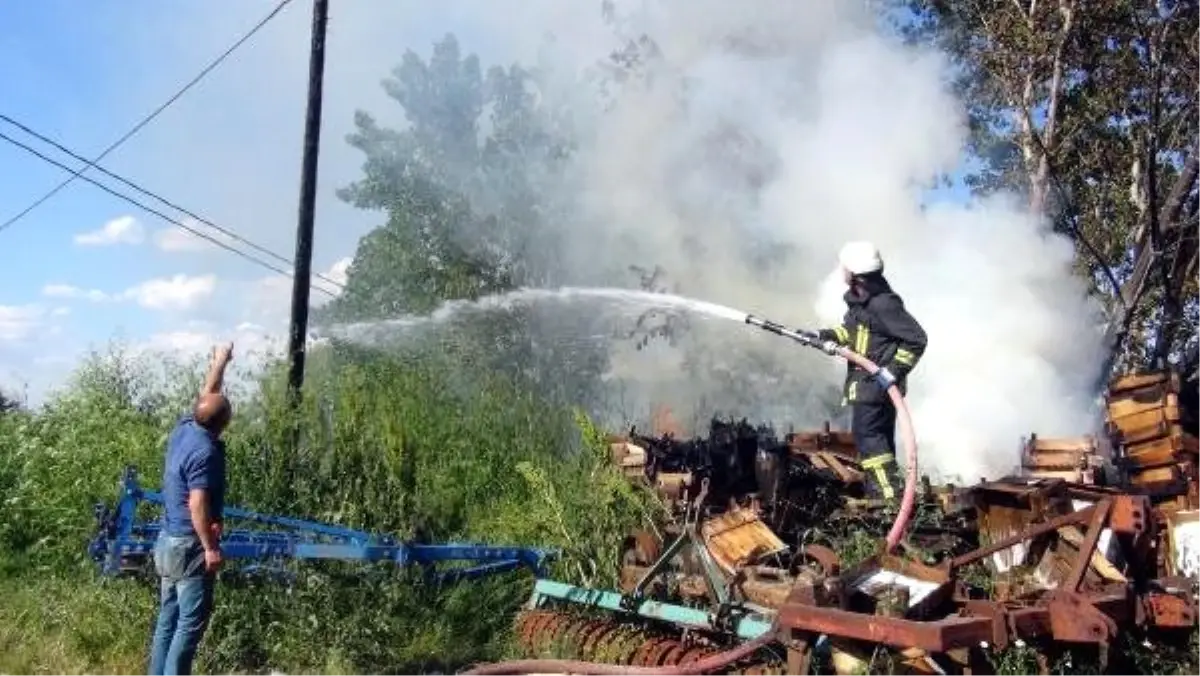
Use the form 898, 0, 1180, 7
851, 400, 900, 501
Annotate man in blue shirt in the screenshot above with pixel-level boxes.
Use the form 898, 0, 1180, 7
148, 342, 233, 676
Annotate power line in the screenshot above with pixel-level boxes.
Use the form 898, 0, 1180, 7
0, 0, 295, 235
0, 112, 345, 291
0, 128, 338, 298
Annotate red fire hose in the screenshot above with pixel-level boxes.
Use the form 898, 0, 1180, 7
834, 345, 918, 553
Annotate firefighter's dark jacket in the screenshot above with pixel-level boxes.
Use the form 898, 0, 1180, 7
818, 273, 927, 405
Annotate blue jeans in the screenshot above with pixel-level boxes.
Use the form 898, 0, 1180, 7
147, 534, 215, 675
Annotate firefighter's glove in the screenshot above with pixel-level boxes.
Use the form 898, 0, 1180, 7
820, 340, 840, 356
874, 367, 897, 390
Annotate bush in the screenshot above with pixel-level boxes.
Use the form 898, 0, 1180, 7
0, 339, 659, 673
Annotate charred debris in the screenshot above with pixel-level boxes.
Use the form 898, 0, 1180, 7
508, 368, 1198, 674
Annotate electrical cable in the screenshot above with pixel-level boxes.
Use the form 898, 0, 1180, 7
0, 112, 345, 291
0, 0, 295, 235
0, 128, 337, 298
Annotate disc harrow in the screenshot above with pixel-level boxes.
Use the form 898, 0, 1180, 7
512, 609, 785, 674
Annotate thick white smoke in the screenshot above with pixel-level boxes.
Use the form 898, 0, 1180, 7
148, 0, 1109, 482
510, 0, 1109, 481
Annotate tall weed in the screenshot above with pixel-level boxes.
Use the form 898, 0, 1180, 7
0, 340, 656, 673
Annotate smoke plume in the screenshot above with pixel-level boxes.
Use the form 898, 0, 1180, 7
501, 0, 1110, 481
132, 0, 1109, 482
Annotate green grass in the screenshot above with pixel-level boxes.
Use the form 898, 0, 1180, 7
0, 340, 659, 673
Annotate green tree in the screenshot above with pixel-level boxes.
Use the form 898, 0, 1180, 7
323, 33, 613, 410
895, 0, 1198, 379
0, 389, 21, 415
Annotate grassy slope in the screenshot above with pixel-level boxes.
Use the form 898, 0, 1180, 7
0, 343, 659, 674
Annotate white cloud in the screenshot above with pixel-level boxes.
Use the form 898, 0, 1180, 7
42, 274, 218, 312
42, 284, 112, 302
23, 256, 348, 402
152, 217, 239, 252
123, 274, 218, 311
134, 320, 327, 385
323, 257, 352, 292
245, 257, 351, 321
74, 215, 144, 246
142, 322, 278, 358
0, 305, 44, 342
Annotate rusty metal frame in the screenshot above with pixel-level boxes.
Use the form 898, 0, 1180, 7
773, 487, 1184, 659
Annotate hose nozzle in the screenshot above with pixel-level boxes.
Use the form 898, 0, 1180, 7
746, 314, 822, 347
745, 314, 783, 333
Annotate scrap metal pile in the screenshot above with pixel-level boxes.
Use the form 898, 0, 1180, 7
484, 369, 1199, 675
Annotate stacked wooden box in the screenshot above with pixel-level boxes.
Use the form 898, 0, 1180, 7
1020, 433, 1104, 484
1105, 370, 1199, 512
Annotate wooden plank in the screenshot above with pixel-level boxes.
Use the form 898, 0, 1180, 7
1024, 450, 1089, 469
1108, 380, 1176, 406
1110, 405, 1180, 435
814, 451, 864, 483
701, 508, 788, 574
1131, 465, 1180, 485
1029, 436, 1096, 452
1108, 392, 1179, 420
1108, 370, 1177, 394
1117, 419, 1177, 445
1026, 469, 1084, 481
1057, 526, 1127, 583
1125, 435, 1184, 469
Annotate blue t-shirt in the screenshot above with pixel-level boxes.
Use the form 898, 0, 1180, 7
161, 414, 226, 537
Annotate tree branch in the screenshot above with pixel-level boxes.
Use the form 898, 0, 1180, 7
1029, 0, 1075, 214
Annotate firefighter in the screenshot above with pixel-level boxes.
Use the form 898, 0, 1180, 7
817, 241, 927, 502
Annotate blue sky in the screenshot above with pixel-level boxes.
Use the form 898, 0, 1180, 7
0, 0, 459, 403
0, 1, 972, 405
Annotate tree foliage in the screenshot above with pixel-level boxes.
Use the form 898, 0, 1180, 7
326, 34, 572, 321
0, 389, 20, 416
896, 0, 1199, 378
319, 34, 617, 410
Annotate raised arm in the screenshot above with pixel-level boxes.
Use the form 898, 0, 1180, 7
200, 342, 234, 396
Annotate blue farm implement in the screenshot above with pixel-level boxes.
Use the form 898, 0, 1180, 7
89, 466, 556, 585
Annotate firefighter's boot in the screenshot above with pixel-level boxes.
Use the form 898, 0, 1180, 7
861, 453, 900, 503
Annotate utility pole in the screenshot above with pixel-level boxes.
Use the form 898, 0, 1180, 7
286, 0, 329, 416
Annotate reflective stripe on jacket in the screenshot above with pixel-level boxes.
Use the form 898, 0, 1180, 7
818, 273, 927, 405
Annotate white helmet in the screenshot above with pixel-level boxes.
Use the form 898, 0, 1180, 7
838, 241, 884, 275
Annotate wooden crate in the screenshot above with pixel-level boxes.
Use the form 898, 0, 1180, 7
1105, 369, 1198, 505
786, 421, 858, 460
700, 506, 788, 575
843, 554, 955, 620
1020, 434, 1101, 484
607, 438, 648, 480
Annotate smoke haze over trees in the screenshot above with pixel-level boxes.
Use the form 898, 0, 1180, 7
310, 0, 1196, 481
896, 0, 1198, 380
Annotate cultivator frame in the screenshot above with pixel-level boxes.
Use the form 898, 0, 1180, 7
497, 477, 1197, 674
474, 363, 1200, 675
89, 466, 556, 584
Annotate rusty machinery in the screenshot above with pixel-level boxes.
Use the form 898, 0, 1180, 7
463, 368, 1198, 675
470, 475, 1195, 675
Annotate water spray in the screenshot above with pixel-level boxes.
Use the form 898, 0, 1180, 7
319, 287, 918, 555
744, 313, 918, 555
